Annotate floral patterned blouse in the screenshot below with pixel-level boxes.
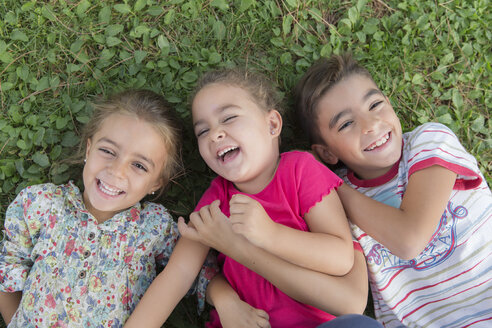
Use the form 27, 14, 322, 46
0, 182, 214, 328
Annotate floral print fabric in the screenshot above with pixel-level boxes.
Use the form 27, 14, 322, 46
0, 182, 210, 327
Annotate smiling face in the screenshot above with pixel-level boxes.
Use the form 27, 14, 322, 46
192, 83, 282, 194
82, 114, 166, 222
313, 74, 402, 180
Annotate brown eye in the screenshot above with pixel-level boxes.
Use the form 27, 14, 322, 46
370, 101, 383, 110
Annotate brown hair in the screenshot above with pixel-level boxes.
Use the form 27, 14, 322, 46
192, 68, 283, 115
294, 53, 373, 144
76, 89, 181, 196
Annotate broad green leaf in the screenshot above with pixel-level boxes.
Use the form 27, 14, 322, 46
11, 30, 28, 42
437, 113, 453, 125
134, 0, 147, 12
348, 7, 359, 25
213, 20, 226, 41
114, 4, 132, 14
283, 15, 293, 36
320, 44, 332, 58
471, 115, 486, 133
208, 52, 221, 64
106, 37, 122, 47
134, 50, 147, 64
33, 128, 46, 145
106, 24, 124, 36
462, 43, 473, 57
61, 131, 80, 147
1, 82, 14, 91
56, 116, 69, 129
157, 35, 169, 50
147, 6, 163, 16
16, 140, 28, 150
211, 0, 229, 10
452, 89, 463, 109
99, 6, 111, 23
164, 9, 175, 25
76, 0, 91, 17
285, 0, 298, 9
33, 152, 50, 168
70, 39, 84, 53
41, 5, 57, 21
412, 73, 424, 85
17, 65, 30, 81
239, 0, 254, 12
280, 52, 292, 65
182, 71, 198, 83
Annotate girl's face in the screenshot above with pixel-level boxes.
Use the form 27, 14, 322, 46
192, 83, 282, 194
313, 74, 402, 180
83, 114, 166, 222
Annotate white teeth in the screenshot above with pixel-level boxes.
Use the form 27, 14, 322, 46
99, 180, 123, 196
366, 134, 389, 151
218, 146, 238, 158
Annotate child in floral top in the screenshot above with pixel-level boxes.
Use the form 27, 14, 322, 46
0, 90, 211, 327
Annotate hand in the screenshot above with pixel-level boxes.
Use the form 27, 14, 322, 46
178, 200, 236, 251
216, 297, 270, 328
229, 194, 276, 248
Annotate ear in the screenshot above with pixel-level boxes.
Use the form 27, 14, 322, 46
85, 138, 92, 159
267, 109, 283, 137
311, 143, 339, 165
149, 177, 164, 195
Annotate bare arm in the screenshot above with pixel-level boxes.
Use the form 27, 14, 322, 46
229, 193, 354, 276
206, 274, 271, 328
181, 201, 368, 315
0, 291, 22, 324
123, 237, 209, 328
338, 165, 456, 259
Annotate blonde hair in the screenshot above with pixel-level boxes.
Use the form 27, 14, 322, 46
76, 89, 181, 195
192, 68, 283, 115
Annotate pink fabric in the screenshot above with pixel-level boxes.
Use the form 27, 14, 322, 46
197, 151, 344, 328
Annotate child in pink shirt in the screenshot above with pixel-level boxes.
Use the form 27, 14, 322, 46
178, 68, 382, 328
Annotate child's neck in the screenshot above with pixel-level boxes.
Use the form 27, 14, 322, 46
233, 154, 281, 195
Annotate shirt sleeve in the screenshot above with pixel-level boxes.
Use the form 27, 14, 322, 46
151, 205, 180, 269
406, 123, 483, 190
293, 152, 343, 217
0, 184, 52, 292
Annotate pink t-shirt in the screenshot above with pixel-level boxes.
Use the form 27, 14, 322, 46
196, 151, 345, 328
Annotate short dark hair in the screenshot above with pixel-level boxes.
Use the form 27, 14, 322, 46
294, 53, 373, 144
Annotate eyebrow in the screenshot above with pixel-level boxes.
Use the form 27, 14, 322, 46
97, 137, 156, 168
193, 104, 239, 128
328, 88, 383, 129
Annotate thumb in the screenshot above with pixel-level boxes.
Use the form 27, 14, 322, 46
177, 217, 200, 241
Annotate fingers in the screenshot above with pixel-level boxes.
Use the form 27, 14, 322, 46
177, 217, 200, 241
230, 193, 250, 202
255, 309, 270, 328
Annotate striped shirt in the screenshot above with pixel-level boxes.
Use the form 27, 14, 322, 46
339, 123, 492, 327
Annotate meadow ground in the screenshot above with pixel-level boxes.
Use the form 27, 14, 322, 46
0, 0, 490, 327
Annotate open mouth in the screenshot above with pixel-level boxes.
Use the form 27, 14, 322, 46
217, 146, 239, 162
365, 132, 390, 151
97, 179, 124, 196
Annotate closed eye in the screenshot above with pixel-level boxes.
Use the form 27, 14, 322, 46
370, 101, 383, 110
338, 120, 353, 131
223, 115, 237, 123
99, 148, 115, 156
196, 128, 209, 138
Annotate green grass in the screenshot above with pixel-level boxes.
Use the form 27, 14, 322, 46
0, 0, 490, 327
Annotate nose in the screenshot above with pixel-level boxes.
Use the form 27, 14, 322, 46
209, 126, 225, 142
108, 159, 127, 179
360, 115, 378, 134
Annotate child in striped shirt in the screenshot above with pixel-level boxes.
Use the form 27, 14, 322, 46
294, 53, 492, 328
